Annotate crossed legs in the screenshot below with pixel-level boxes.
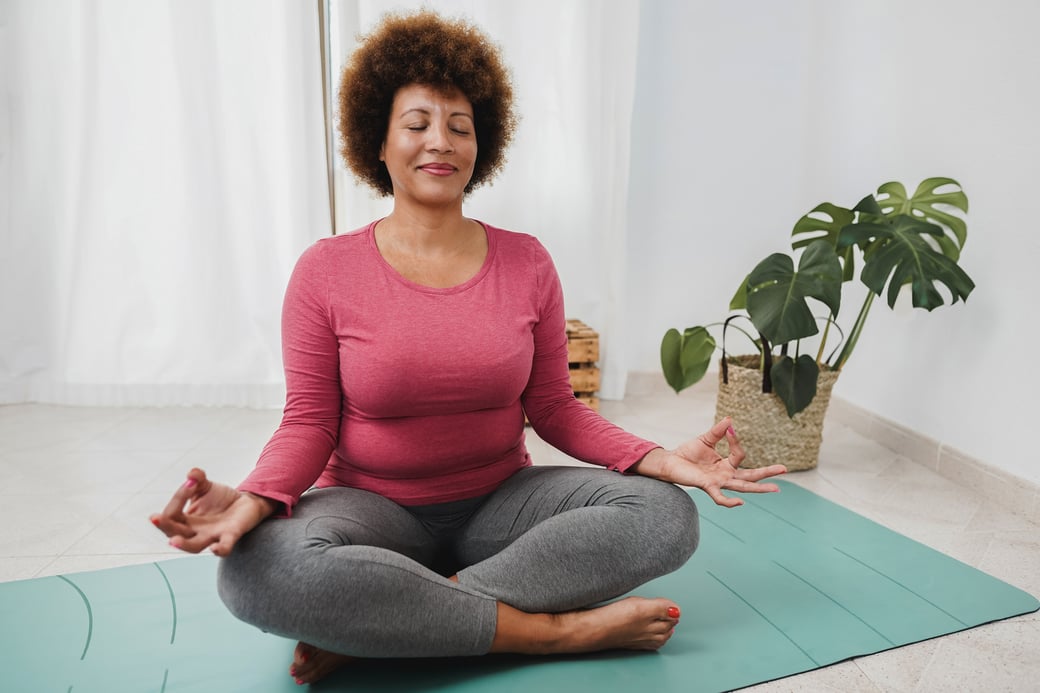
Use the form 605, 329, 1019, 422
217, 467, 699, 682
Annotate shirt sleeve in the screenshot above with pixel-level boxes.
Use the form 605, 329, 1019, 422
520, 242, 660, 472
237, 241, 341, 515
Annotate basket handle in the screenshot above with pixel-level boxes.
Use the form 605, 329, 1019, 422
720, 315, 772, 393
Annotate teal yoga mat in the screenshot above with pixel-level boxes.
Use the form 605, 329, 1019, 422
2, 481, 1036, 692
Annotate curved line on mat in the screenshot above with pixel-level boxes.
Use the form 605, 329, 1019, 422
773, 560, 895, 646
160, 668, 169, 693
153, 562, 178, 644
56, 575, 93, 660
833, 547, 968, 627
707, 570, 819, 666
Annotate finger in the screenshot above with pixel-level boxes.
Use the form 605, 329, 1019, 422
209, 530, 242, 557
169, 531, 218, 554
733, 464, 787, 482
723, 478, 782, 494
699, 417, 732, 448
149, 513, 196, 539
704, 484, 744, 508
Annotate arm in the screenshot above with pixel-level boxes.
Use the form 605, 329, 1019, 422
236, 241, 343, 515
152, 242, 342, 553
520, 246, 659, 469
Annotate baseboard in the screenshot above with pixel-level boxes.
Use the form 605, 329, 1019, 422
828, 397, 1040, 524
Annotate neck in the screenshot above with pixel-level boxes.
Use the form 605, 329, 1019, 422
381, 202, 472, 254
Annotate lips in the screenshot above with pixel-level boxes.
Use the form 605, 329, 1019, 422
419, 163, 457, 176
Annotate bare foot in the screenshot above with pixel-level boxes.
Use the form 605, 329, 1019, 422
492, 596, 680, 655
288, 641, 354, 685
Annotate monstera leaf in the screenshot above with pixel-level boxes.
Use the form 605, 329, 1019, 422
661, 326, 716, 393
770, 354, 819, 417
791, 203, 858, 281
872, 177, 969, 261
838, 215, 975, 310
745, 240, 843, 345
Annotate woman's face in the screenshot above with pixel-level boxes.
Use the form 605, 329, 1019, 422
380, 84, 477, 208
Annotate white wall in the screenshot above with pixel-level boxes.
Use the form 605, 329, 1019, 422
626, 0, 1040, 485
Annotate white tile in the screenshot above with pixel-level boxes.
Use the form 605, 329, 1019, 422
141, 445, 264, 493
0, 493, 127, 556
914, 618, 1040, 691
976, 528, 1040, 601
65, 493, 185, 556
0, 448, 184, 496
0, 404, 133, 453
76, 407, 237, 453
0, 556, 52, 583
853, 638, 941, 693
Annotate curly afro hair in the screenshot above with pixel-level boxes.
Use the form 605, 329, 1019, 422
337, 10, 518, 197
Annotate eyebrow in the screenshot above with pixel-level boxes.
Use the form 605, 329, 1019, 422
398, 108, 474, 120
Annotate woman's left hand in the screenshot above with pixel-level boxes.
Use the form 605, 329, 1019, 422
630, 417, 787, 508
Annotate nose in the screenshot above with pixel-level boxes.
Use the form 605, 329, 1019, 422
426, 122, 454, 154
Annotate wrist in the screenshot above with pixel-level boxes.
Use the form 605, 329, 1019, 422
243, 491, 278, 520
631, 447, 671, 480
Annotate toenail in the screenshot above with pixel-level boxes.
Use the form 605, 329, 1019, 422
667, 606, 680, 619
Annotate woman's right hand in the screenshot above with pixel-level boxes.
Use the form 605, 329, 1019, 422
150, 468, 276, 556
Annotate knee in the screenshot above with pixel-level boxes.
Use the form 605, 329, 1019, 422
638, 481, 700, 571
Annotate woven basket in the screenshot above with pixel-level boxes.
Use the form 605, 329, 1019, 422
714, 355, 839, 471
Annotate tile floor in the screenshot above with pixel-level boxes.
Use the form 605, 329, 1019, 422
1, 382, 1037, 692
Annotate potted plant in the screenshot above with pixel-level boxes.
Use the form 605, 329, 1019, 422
660, 177, 974, 469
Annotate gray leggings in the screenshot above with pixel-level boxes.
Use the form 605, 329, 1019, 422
217, 466, 699, 658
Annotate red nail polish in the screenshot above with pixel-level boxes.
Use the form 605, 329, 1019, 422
150, 517, 160, 526
667, 606, 680, 619
184, 478, 197, 489
727, 426, 735, 436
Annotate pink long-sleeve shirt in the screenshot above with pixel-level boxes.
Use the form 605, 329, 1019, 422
238, 221, 659, 513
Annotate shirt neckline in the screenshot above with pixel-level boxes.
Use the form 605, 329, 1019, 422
366, 219, 496, 294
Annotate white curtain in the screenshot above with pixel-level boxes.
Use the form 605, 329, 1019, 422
0, 0, 638, 406
1, 0, 330, 407
330, 0, 641, 399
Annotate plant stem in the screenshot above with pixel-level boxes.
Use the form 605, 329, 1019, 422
833, 292, 874, 369
816, 319, 832, 364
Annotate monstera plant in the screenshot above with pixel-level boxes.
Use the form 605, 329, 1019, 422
661, 177, 974, 417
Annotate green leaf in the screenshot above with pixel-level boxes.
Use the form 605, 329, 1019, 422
791, 203, 858, 282
745, 240, 843, 345
660, 327, 716, 393
729, 274, 749, 311
875, 177, 969, 261
839, 215, 976, 310
771, 354, 819, 417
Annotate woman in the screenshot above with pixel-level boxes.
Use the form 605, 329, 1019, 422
151, 10, 786, 686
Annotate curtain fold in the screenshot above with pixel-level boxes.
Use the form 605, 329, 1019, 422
1, 0, 330, 407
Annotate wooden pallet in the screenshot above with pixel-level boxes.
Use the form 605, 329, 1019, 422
565, 319, 600, 412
